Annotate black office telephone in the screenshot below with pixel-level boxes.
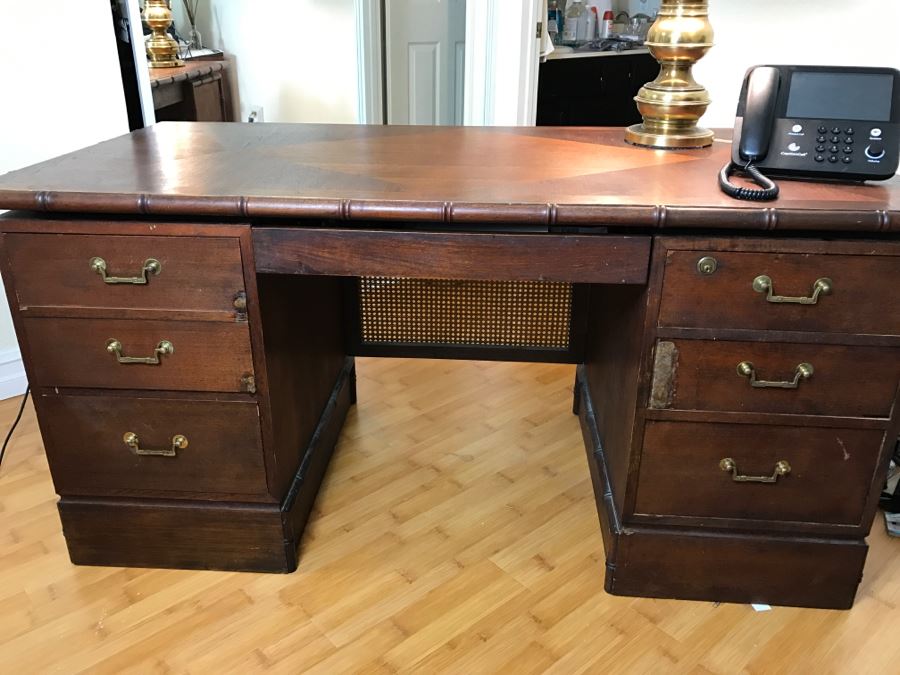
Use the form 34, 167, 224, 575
719, 65, 900, 201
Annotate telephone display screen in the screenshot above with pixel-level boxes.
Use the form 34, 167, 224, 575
786, 72, 894, 121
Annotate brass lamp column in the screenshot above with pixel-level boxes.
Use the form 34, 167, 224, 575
625, 0, 714, 149
143, 0, 183, 68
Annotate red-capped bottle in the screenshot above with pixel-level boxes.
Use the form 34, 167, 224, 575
601, 10, 615, 38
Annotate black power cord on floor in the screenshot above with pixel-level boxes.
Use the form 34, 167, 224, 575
0, 386, 30, 470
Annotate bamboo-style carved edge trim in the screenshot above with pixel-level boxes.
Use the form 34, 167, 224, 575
148, 61, 227, 89
1, 190, 898, 232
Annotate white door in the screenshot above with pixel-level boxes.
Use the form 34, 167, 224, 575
385, 0, 467, 125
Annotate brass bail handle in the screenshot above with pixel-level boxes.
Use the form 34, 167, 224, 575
123, 432, 188, 457
752, 275, 833, 305
90, 256, 161, 285
720, 458, 791, 484
737, 361, 814, 389
107, 339, 174, 365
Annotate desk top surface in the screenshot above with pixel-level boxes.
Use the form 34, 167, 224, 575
0, 123, 898, 232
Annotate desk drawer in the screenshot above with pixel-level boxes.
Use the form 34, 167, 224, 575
24, 317, 254, 393
658, 250, 900, 336
650, 339, 900, 418
39, 394, 269, 500
4, 233, 245, 319
253, 228, 651, 284
635, 421, 886, 528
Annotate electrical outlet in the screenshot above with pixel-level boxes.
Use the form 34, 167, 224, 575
244, 105, 264, 123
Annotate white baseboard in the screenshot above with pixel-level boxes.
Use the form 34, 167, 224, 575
0, 347, 27, 400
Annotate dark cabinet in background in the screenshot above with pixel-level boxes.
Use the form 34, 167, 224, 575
537, 52, 657, 126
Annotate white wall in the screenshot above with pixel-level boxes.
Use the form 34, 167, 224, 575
696, 1, 900, 127
172, 0, 359, 124
0, 1, 130, 398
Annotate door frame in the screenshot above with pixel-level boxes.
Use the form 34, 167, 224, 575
465, 0, 542, 126
354, 0, 541, 126
123, 0, 157, 126
355, 0, 384, 124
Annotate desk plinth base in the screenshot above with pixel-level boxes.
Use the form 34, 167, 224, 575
57, 360, 356, 573
574, 366, 868, 610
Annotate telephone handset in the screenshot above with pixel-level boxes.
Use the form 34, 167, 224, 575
718, 67, 782, 200
719, 65, 900, 201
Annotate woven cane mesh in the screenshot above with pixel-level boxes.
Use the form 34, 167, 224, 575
359, 278, 572, 349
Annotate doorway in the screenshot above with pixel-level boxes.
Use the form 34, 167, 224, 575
355, 0, 542, 126
385, 0, 467, 125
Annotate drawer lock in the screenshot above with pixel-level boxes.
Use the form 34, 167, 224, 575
123, 432, 188, 457
106, 338, 174, 365
737, 361, 813, 389
720, 457, 791, 484
90, 257, 161, 285
696, 256, 718, 275
752, 275, 833, 305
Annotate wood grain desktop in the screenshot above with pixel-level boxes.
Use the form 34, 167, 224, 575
0, 123, 898, 611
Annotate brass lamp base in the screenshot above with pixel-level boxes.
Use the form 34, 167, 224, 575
146, 59, 184, 69
625, 124, 715, 150
625, 0, 715, 150
143, 0, 184, 69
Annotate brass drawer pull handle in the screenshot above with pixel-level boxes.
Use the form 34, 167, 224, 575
752, 275, 833, 305
737, 361, 813, 389
720, 458, 791, 484
123, 432, 188, 457
90, 257, 161, 285
106, 338, 174, 365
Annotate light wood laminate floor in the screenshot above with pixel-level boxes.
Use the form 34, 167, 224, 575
1, 358, 898, 673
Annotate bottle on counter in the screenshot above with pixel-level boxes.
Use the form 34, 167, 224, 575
548, 1, 560, 44
562, 0, 585, 44
580, 6, 596, 42
600, 9, 615, 38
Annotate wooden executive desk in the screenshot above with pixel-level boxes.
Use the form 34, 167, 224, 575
0, 123, 898, 610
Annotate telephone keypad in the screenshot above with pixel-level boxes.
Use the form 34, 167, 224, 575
749, 117, 897, 179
